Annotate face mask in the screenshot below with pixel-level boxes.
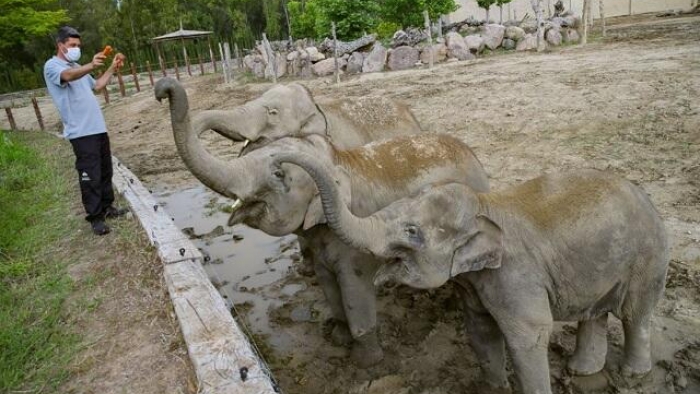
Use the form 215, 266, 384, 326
64, 47, 81, 62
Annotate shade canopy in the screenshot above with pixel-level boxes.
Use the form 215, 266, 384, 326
152, 28, 213, 42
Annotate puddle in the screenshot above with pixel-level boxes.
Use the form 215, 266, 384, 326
153, 186, 299, 339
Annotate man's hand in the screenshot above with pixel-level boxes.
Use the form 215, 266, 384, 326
92, 53, 106, 70
110, 53, 126, 72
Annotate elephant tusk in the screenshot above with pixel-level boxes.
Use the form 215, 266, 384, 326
237, 139, 251, 158
230, 198, 244, 212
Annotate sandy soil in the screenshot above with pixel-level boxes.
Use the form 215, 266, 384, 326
8, 12, 698, 394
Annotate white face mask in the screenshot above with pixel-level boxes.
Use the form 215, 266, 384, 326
65, 47, 81, 62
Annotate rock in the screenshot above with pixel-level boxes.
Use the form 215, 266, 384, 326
419, 43, 447, 64
446, 32, 470, 60
346, 52, 364, 74
305, 46, 326, 62
391, 28, 426, 48
312, 57, 347, 76
516, 34, 538, 51
502, 38, 516, 50
546, 28, 562, 46
464, 34, 485, 54
286, 51, 298, 61
275, 52, 287, 77
480, 24, 506, 50
505, 25, 526, 40
520, 19, 538, 34
459, 25, 480, 36
387, 46, 420, 71
362, 43, 387, 73
567, 29, 580, 43
319, 34, 376, 56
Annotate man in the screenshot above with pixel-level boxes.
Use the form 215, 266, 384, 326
44, 26, 128, 235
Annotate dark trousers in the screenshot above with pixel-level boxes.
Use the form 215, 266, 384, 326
69, 133, 115, 222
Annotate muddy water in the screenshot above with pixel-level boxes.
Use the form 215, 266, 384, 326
153, 186, 301, 341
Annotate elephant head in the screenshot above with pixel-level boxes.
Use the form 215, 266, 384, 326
190, 82, 327, 153
155, 77, 333, 236
273, 152, 504, 289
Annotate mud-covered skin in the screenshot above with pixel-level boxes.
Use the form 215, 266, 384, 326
280, 156, 670, 394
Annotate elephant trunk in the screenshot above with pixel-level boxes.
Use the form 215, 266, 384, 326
154, 77, 253, 199
193, 104, 268, 143
273, 152, 387, 255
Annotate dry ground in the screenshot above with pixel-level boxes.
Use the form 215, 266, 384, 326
6, 12, 698, 394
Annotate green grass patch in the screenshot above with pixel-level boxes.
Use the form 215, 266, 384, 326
0, 130, 83, 393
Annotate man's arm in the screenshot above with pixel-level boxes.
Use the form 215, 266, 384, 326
60, 52, 105, 83
94, 55, 124, 92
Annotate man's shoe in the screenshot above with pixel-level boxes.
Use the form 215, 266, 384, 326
91, 220, 111, 236
105, 206, 128, 219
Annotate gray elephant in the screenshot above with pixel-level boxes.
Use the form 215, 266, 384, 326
274, 153, 670, 394
154, 77, 490, 366
186, 80, 422, 154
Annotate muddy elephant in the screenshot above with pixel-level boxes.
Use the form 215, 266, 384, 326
274, 155, 670, 394
154, 76, 490, 366
182, 79, 422, 154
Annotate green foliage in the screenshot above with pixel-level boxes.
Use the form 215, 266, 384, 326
313, 0, 380, 40
288, 0, 319, 39
0, 0, 69, 52
0, 131, 80, 392
476, 0, 497, 10
379, 0, 458, 29
375, 21, 401, 39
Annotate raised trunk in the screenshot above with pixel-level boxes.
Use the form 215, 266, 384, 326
154, 77, 252, 199
193, 104, 268, 143
273, 152, 387, 255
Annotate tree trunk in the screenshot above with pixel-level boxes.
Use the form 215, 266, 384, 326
531, 0, 546, 52
499, 6, 503, 24
599, 0, 606, 37
486, 9, 490, 23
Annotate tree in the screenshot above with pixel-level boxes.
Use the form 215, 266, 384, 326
287, 0, 318, 39
0, 0, 69, 52
496, 0, 512, 24
313, 0, 380, 40
379, 0, 458, 29
476, 0, 496, 23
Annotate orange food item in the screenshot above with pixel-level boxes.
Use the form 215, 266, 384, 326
102, 45, 113, 56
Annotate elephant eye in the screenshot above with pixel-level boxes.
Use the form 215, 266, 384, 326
268, 107, 279, 115
273, 169, 285, 179
405, 225, 420, 237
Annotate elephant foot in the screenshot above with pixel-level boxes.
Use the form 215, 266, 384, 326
472, 380, 512, 394
350, 332, 384, 368
330, 323, 353, 346
620, 360, 652, 379
567, 353, 606, 376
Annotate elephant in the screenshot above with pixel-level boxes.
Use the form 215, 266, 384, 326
154, 76, 490, 366
183, 78, 422, 154
273, 154, 670, 394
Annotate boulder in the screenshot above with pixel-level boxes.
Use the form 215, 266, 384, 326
505, 25, 526, 41
502, 38, 516, 50
459, 25, 480, 36
305, 47, 326, 62
312, 57, 347, 76
566, 29, 580, 43
419, 43, 447, 64
446, 32, 472, 60
286, 51, 299, 61
319, 34, 377, 56
520, 19, 538, 34
516, 34, 538, 51
464, 35, 485, 54
362, 43, 387, 73
480, 24, 506, 50
388, 46, 420, 71
391, 28, 426, 48
546, 28, 562, 46
346, 52, 364, 74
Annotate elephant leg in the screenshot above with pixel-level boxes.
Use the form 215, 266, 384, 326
621, 316, 652, 377
459, 286, 509, 388
336, 256, 383, 368
568, 314, 608, 375
313, 260, 352, 346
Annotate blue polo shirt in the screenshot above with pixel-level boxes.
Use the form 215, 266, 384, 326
44, 56, 107, 140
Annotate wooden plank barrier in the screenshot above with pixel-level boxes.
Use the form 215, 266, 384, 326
5, 107, 16, 130
111, 157, 279, 394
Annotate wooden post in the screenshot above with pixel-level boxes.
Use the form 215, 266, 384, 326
261, 33, 277, 83
423, 10, 433, 69
531, 0, 546, 52
599, 0, 606, 38
31, 97, 45, 131
103, 86, 110, 104
218, 42, 227, 83
223, 43, 233, 82
437, 17, 443, 40
582, 0, 590, 45
234, 43, 242, 69
146, 61, 155, 87
130, 62, 140, 92
173, 57, 180, 80
628, 0, 632, 15
117, 69, 126, 97
331, 22, 340, 85
198, 53, 205, 75
208, 37, 217, 73
5, 107, 17, 130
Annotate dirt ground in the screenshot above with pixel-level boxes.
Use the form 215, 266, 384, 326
8, 12, 698, 394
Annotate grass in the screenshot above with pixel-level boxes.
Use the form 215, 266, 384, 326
0, 130, 86, 393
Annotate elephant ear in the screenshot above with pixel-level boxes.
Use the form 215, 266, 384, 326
302, 167, 352, 230
450, 215, 503, 277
